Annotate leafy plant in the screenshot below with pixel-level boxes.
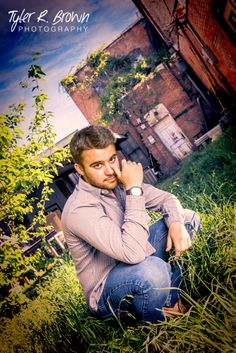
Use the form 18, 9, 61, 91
60, 47, 171, 123
0, 54, 69, 315
98, 50, 170, 123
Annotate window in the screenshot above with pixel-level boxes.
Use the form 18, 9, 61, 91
214, 0, 236, 44
147, 135, 156, 144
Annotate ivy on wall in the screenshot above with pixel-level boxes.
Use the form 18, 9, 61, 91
60, 47, 170, 124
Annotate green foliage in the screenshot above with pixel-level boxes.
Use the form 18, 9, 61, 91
145, 49, 171, 68
99, 50, 170, 123
60, 73, 77, 90
105, 56, 132, 73
1, 260, 86, 352
60, 48, 110, 90
158, 126, 236, 208
60, 46, 171, 122
86, 47, 109, 69
0, 56, 69, 314
28, 64, 46, 80
0, 127, 235, 352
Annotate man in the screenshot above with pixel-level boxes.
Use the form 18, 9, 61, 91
62, 125, 200, 324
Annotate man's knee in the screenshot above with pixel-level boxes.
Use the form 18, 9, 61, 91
135, 256, 171, 290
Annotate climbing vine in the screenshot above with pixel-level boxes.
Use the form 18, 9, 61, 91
60, 47, 170, 123
98, 49, 170, 123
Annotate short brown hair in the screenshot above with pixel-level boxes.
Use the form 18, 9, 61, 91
70, 125, 116, 164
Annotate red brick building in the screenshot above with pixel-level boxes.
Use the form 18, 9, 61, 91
132, 0, 236, 111
68, 19, 156, 125
62, 17, 222, 180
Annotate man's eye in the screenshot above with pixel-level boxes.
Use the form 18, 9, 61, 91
94, 164, 102, 169
110, 156, 117, 163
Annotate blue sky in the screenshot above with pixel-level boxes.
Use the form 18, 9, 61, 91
0, 0, 139, 142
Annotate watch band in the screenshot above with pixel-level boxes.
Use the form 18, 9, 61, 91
126, 186, 143, 196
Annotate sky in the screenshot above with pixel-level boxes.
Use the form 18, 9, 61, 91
0, 0, 139, 142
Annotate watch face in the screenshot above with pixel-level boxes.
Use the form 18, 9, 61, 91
129, 187, 143, 196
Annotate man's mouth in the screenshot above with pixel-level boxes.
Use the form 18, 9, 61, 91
105, 176, 116, 182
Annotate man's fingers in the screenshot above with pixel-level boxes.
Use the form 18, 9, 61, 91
174, 239, 192, 257
175, 250, 182, 258
112, 164, 121, 178
187, 238, 192, 249
166, 236, 172, 252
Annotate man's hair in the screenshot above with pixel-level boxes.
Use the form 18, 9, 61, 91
70, 125, 116, 164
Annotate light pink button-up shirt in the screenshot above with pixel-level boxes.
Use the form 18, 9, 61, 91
61, 178, 185, 311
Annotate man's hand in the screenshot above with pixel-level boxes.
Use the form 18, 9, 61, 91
112, 159, 143, 190
166, 222, 192, 257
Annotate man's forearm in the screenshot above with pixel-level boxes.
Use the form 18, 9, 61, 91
143, 183, 185, 226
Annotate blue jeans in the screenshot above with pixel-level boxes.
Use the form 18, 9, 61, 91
97, 209, 200, 324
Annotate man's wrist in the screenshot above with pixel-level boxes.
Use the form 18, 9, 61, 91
169, 220, 184, 227
126, 186, 143, 196
124, 183, 143, 190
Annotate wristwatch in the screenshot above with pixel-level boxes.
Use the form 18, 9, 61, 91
126, 186, 143, 196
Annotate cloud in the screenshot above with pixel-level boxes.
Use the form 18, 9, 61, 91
0, 0, 140, 142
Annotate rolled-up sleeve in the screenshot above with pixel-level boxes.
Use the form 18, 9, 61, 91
143, 183, 185, 226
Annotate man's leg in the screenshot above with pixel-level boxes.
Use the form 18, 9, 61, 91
148, 209, 201, 306
97, 209, 200, 323
97, 256, 172, 324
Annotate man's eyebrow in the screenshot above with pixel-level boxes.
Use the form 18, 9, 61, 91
89, 160, 103, 167
89, 153, 117, 167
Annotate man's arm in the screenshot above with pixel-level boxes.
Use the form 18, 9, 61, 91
143, 183, 191, 257
64, 160, 152, 264
113, 160, 191, 257
65, 196, 151, 264
166, 222, 192, 257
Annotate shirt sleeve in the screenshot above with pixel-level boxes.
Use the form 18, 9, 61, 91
143, 183, 185, 226
66, 195, 151, 265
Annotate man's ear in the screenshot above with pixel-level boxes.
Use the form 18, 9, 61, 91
74, 163, 84, 176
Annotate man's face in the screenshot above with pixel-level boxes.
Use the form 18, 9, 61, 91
75, 144, 119, 189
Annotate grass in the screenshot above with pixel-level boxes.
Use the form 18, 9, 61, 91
0, 127, 236, 353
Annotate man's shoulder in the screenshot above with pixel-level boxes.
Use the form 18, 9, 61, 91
62, 186, 100, 217
142, 182, 157, 193
61, 188, 102, 234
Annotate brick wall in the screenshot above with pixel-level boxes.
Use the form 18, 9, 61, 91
132, 0, 236, 96
187, 0, 236, 91
105, 19, 154, 57
66, 19, 207, 175
70, 19, 155, 122
120, 62, 206, 173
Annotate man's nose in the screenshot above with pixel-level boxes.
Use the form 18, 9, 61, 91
104, 163, 113, 175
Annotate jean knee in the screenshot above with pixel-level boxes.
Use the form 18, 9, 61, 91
136, 257, 172, 290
